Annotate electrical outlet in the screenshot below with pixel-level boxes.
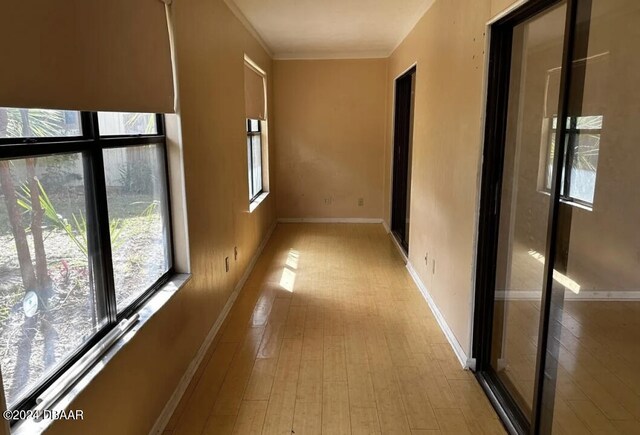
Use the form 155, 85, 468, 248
358, 198, 364, 207
225, 257, 230, 272
234, 246, 238, 261
324, 197, 333, 205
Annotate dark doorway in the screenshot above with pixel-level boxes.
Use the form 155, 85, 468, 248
391, 66, 416, 253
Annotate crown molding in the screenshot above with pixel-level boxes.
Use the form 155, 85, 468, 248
389, 0, 436, 56
223, 0, 274, 57
273, 50, 390, 60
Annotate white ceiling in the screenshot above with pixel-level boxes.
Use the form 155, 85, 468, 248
227, 0, 436, 59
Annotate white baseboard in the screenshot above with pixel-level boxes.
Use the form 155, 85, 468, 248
149, 221, 277, 435
382, 220, 390, 234
494, 290, 640, 301
388, 231, 408, 264
406, 262, 469, 368
278, 217, 383, 224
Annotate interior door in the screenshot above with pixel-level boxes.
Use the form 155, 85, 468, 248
391, 67, 415, 252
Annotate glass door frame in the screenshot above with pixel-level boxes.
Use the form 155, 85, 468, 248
473, 0, 593, 433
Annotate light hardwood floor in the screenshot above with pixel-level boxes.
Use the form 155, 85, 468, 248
163, 223, 505, 435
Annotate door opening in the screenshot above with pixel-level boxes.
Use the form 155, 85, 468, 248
391, 66, 416, 253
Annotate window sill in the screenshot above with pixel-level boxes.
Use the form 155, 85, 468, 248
10, 273, 192, 435
249, 192, 269, 213
537, 189, 593, 211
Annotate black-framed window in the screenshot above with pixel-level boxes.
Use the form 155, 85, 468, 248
541, 115, 602, 206
0, 107, 173, 418
246, 118, 263, 202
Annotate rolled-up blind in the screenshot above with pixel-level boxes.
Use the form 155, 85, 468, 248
244, 63, 266, 120
0, 0, 174, 113
544, 53, 609, 118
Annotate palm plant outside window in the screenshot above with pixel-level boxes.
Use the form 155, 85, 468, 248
0, 108, 172, 419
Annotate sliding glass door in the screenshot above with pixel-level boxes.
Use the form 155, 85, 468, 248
490, 1, 567, 422
474, 0, 640, 433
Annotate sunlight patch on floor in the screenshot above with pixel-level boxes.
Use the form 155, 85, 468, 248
280, 249, 299, 292
528, 249, 581, 294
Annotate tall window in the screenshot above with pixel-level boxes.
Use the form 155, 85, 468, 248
244, 57, 267, 204
246, 119, 263, 201
0, 108, 172, 416
541, 115, 602, 206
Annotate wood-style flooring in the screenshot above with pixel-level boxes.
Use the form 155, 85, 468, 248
164, 223, 504, 435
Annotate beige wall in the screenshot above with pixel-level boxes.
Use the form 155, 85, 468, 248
491, 0, 520, 17
44, 0, 276, 434
384, 0, 495, 354
273, 59, 387, 219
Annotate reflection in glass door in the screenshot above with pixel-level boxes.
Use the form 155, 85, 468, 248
541, 0, 640, 433
489, 3, 567, 421
474, 0, 640, 433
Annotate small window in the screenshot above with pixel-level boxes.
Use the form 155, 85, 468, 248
247, 118, 263, 202
0, 108, 81, 138
541, 115, 602, 206
97, 111, 158, 136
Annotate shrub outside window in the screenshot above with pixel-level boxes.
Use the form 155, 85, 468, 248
541, 115, 602, 207
0, 108, 172, 418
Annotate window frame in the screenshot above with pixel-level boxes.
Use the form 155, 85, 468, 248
246, 118, 264, 203
0, 110, 174, 420
541, 115, 601, 208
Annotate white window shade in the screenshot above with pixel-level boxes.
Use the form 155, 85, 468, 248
0, 0, 174, 113
544, 53, 609, 118
244, 64, 266, 120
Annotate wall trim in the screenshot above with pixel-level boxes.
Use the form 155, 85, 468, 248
406, 262, 469, 368
487, 0, 529, 24
388, 231, 409, 264
382, 220, 391, 234
273, 51, 389, 60
389, 0, 437, 57
149, 220, 278, 435
494, 290, 640, 301
278, 217, 384, 224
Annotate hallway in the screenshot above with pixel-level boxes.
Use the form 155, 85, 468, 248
165, 224, 504, 434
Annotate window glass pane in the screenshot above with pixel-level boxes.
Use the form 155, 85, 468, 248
252, 136, 262, 196
247, 137, 254, 199
0, 154, 100, 407
576, 115, 603, 129
568, 132, 599, 203
103, 145, 170, 310
545, 115, 601, 204
98, 112, 157, 136
249, 119, 260, 132
0, 108, 81, 138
